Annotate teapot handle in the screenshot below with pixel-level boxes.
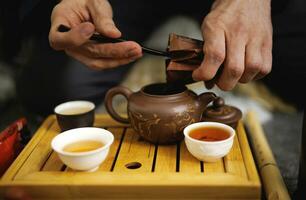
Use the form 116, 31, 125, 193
104, 86, 132, 124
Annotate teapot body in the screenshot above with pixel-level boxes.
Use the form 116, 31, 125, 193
105, 83, 216, 144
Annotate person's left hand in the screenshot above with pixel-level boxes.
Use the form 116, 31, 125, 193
193, 0, 273, 90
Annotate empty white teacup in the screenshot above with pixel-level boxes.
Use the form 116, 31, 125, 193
51, 127, 114, 172
184, 122, 235, 162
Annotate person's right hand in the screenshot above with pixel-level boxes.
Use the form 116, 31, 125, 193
49, 0, 143, 70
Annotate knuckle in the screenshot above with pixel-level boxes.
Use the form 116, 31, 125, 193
227, 64, 243, 79
206, 49, 225, 64
260, 66, 272, 76
88, 45, 102, 57
49, 38, 60, 50
108, 48, 118, 57
202, 15, 221, 31
86, 45, 95, 52
262, 41, 273, 51
233, 25, 247, 36
246, 61, 262, 73
231, 19, 248, 37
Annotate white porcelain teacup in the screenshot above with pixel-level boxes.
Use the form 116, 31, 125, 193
183, 122, 235, 162
51, 127, 114, 172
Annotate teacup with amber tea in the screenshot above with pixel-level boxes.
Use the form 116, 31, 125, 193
51, 127, 114, 171
183, 122, 235, 162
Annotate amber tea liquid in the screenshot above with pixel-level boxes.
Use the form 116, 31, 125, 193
189, 126, 230, 142
63, 140, 104, 153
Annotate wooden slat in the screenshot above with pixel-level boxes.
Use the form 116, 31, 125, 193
98, 127, 125, 171
1, 116, 55, 181
236, 121, 260, 182
42, 151, 64, 171
14, 122, 61, 180
224, 130, 248, 178
179, 141, 201, 173
204, 158, 224, 174
154, 144, 177, 172
112, 128, 155, 172
94, 115, 128, 127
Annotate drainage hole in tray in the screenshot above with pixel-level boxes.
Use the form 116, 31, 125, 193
125, 162, 142, 169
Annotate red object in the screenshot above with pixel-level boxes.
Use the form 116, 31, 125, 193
0, 118, 27, 176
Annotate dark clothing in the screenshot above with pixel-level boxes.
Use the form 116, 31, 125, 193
10, 0, 306, 115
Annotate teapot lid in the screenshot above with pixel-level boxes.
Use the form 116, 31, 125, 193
202, 97, 242, 125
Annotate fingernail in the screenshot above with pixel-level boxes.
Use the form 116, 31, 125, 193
127, 48, 140, 57
80, 26, 94, 37
130, 53, 143, 61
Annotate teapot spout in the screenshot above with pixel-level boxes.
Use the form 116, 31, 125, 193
198, 92, 217, 112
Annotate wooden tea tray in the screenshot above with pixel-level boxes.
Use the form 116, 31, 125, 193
0, 115, 261, 199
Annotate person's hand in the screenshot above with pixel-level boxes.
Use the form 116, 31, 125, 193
193, 0, 273, 90
49, 0, 142, 70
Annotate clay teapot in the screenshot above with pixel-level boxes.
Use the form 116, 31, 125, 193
105, 83, 216, 144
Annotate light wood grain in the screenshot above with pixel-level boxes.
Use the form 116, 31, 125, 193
1, 172, 258, 199
94, 115, 128, 127
179, 141, 201, 173
42, 151, 64, 171
112, 128, 155, 172
98, 127, 125, 172
204, 158, 224, 173
154, 144, 177, 172
0, 114, 261, 199
246, 111, 290, 200
14, 122, 60, 179
236, 121, 260, 182
224, 131, 248, 179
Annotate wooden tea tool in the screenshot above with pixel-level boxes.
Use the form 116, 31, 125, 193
57, 24, 169, 57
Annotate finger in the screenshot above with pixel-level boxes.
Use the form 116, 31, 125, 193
239, 41, 262, 83
192, 26, 225, 82
49, 22, 95, 50
87, 0, 121, 38
217, 39, 245, 91
66, 48, 141, 70
81, 41, 142, 58
255, 45, 272, 80
204, 64, 224, 89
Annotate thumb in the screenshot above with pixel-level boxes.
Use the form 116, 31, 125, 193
49, 22, 95, 50
87, 0, 121, 38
